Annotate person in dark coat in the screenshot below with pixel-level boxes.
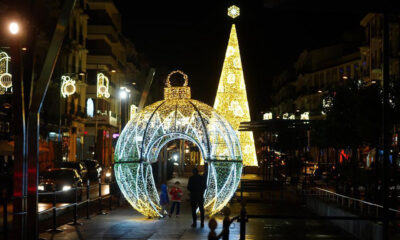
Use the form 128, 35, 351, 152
187, 168, 206, 228
159, 184, 169, 217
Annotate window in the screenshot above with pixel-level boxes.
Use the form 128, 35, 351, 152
346, 65, 351, 76
354, 63, 359, 80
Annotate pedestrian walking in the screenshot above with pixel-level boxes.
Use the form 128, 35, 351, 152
187, 168, 206, 228
159, 183, 169, 217
169, 181, 183, 217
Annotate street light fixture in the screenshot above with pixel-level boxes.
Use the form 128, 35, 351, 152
119, 87, 130, 100
9, 22, 20, 35
119, 90, 127, 99
119, 86, 131, 131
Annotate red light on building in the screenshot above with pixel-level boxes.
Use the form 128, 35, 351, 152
84, 131, 88, 135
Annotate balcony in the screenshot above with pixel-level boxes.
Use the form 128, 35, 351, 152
88, 25, 118, 42
87, 55, 117, 68
86, 110, 119, 128
63, 105, 87, 121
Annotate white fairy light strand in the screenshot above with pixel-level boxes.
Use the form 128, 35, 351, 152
61, 75, 76, 98
115, 71, 243, 217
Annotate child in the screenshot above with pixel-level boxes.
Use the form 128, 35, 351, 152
169, 181, 183, 217
159, 184, 169, 217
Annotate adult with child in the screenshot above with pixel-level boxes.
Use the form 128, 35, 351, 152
169, 181, 183, 217
187, 168, 207, 228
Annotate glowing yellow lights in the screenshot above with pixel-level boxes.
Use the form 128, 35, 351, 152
228, 100, 244, 117
164, 70, 191, 100
263, 112, 272, 120
282, 113, 295, 120
214, 24, 258, 166
228, 5, 240, 19
115, 72, 243, 217
0, 52, 12, 92
61, 75, 76, 98
166, 70, 188, 87
97, 73, 110, 98
130, 104, 137, 120
227, 73, 236, 84
226, 46, 235, 57
301, 112, 310, 120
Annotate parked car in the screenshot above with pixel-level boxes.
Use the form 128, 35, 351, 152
39, 168, 83, 202
58, 162, 88, 182
80, 160, 102, 182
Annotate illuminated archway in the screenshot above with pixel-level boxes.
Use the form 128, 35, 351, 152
114, 71, 243, 217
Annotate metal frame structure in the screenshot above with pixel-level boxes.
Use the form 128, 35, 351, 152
114, 73, 243, 217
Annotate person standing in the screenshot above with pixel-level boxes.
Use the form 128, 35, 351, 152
169, 181, 183, 217
159, 184, 169, 217
187, 168, 206, 228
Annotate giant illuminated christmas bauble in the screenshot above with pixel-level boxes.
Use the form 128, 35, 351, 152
114, 71, 243, 217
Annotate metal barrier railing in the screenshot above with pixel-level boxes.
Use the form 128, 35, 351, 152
209, 189, 400, 240
1, 180, 119, 236
310, 187, 400, 218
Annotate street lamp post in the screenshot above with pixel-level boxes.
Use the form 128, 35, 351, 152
5, 1, 80, 239
9, 19, 28, 240
119, 86, 131, 131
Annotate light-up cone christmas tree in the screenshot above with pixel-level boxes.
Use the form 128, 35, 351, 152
214, 5, 258, 166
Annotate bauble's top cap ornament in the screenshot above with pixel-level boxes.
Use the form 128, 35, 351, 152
164, 70, 191, 100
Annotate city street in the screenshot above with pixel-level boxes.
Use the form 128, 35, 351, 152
1, 0, 400, 239
0, 183, 110, 232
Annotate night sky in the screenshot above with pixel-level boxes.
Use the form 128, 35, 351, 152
114, 0, 368, 119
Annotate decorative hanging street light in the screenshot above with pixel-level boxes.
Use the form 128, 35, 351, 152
0, 52, 12, 93
97, 73, 110, 98
61, 75, 76, 98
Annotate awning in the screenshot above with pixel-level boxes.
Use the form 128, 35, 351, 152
0, 140, 13, 155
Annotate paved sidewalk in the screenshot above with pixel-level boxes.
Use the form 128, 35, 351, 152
39, 202, 359, 240
38, 176, 357, 240
39, 177, 236, 240
39, 205, 236, 240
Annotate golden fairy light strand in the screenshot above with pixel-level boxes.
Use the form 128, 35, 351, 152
114, 71, 243, 217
